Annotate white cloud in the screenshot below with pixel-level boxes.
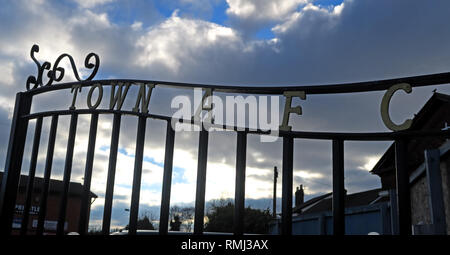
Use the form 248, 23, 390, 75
131, 21, 143, 31
226, 0, 309, 22
136, 12, 239, 73
295, 170, 323, 180
0, 62, 15, 86
272, 3, 342, 35
73, 0, 115, 9
68, 9, 112, 28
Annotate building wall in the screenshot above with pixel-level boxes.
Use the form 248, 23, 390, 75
410, 176, 432, 226
410, 152, 450, 234
440, 154, 450, 234
38, 194, 83, 233
269, 203, 390, 235
12, 191, 84, 234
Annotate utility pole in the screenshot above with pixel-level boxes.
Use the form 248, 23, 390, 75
273, 166, 278, 218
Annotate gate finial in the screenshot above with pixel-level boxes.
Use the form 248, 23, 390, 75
26, 44, 100, 90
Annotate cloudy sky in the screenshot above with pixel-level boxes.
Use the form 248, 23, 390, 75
1, 0, 450, 230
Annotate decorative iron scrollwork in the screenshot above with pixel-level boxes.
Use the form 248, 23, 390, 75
26, 44, 100, 90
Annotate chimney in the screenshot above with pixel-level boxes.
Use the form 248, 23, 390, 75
295, 185, 304, 207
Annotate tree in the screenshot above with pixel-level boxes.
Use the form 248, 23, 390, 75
170, 205, 195, 232
87, 226, 102, 235
124, 212, 155, 230
136, 215, 155, 230
170, 215, 182, 231
204, 198, 273, 234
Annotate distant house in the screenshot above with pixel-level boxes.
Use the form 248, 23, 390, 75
270, 92, 450, 235
0, 172, 97, 235
371, 92, 450, 234
270, 186, 392, 235
293, 188, 389, 215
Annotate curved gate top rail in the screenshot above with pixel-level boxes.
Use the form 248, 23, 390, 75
1, 45, 450, 237
20, 71, 450, 140
24, 71, 450, 96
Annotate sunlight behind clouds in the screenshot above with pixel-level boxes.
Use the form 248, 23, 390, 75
359, 156, 381, 172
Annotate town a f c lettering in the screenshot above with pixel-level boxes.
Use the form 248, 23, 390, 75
67, 82, 414, 132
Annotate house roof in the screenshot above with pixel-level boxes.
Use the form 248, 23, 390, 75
293, 188, 388, 214
371, 92, 450, 176
293, 192, 332, 213
0, 172, 97, 198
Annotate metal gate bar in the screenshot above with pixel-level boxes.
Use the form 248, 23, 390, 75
102, 113, 121, 235
57, 113, 78, 235
36, 114, 58, 235
233, 131, 247, 235
194, 129, 209, 234
0, 93, 32, 235
332, 139, 345, 235
20, 116, 43, 235
395, 139, 411, 235
281, 136, 293, 235
128, 116, 147, 235
78, 113, 98, 235
159, 121, 175, 235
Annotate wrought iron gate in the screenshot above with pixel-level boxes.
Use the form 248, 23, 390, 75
0, 45, 449, 236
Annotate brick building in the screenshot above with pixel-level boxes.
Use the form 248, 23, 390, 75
0, 172, 97, 235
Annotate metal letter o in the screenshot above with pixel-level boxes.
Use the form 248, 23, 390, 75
87, 83, 103, 109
